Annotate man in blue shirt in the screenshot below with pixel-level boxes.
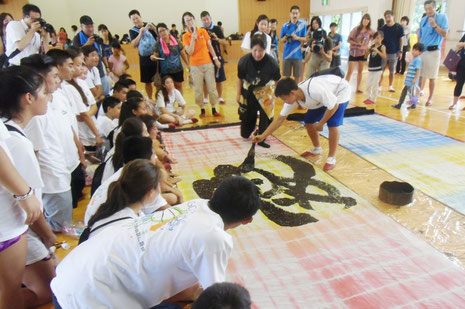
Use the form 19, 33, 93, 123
280, 5, 307, 83
418, 0, 448, 106
328, 22, 342, 68
379, 10, 404, 92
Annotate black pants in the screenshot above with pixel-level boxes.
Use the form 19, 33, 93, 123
398, 85, 414, 106
454, 59, 465, 97
240, 96, 271, 139
396, 46, 409, 74
71, 163, 85, 208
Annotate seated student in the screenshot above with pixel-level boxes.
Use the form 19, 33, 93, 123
156, 75, 198, 126
118, 74, 138, 90
192, 282, 252, 309
108, 41, 129, 82
51, 176, 260, 309
112, 81, 130, 103
64, 46, 103, 150
109, 95, 149, 146
102, 117, 149, 183
85, 136, 168, 226
97, 96, 121, 141
81, 45, 104, 101
0, 66, 55, 308
139, 114, 176, 164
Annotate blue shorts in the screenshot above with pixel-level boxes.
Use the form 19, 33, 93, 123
304, 102, 348, 127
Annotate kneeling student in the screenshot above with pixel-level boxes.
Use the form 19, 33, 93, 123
51, 176, 260, 308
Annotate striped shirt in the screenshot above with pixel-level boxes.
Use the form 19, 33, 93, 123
405, 57, 421, 86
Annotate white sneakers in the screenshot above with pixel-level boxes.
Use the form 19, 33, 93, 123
388, 86, 395, 92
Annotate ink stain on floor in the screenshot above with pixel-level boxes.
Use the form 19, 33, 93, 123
193, 155, 357, 227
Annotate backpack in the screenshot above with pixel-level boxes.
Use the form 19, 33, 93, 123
90, 155, 111, 196
131, 26, 157, 56
0, 49, 21, 68
309, 66, 345, 79
78, 216, 132, 244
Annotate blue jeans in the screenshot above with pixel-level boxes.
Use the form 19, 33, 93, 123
43, 190, 73, 232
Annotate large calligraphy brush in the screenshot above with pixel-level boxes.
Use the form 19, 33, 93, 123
239, 132, 258, 173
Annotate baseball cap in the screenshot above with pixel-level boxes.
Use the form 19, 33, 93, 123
80, 15, 94, 25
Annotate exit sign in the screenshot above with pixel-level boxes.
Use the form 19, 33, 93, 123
322, 0, 328, 5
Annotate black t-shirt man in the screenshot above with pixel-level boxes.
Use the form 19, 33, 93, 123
203, 25, 224, 60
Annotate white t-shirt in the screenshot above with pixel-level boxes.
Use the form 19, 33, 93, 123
60, 82, 80, 135
5, 19, 41, 66
86, 66, 102, 89
89, 207, 142, 238
68, 78, 98, 146
97, 115, 118, 138
280, 75, 352, 116
84, 167, 167, 225
156, 89, 186, 113
52, 199, 232, 309
241, 31, 272, 55
24, 102, 71, 194
0, 122, 27, 241
52, 86, 81, 172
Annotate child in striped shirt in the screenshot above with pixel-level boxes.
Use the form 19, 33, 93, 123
393, 43, 424, 109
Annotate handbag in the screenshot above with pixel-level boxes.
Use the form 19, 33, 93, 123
152, 61, 162, 88
443, 49, 461, 72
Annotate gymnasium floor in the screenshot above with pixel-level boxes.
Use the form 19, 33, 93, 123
44, 59, 465, 308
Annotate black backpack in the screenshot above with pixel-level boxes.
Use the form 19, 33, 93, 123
90, 155, 111, 196
309, 66, 345, 79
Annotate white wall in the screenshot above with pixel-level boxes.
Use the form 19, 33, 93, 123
310, 0, 393, 25
444, 0, 465, 51
33, 0, 239, 38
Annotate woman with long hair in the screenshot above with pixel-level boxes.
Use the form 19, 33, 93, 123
241, 14, 272, 55
87, 159, 161, 235
98, 24, 115, 69
0, 12, 13, 55
0, 66, 50, 308
345, 13, 374, 93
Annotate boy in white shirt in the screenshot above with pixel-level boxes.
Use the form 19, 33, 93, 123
97, 96, 121, 139
51, 176, 260, 309
81, 45, 104, 101
254, 76, 351, 171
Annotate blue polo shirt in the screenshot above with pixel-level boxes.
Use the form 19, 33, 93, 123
419, 13, 448, 50
280, 21, 307, 60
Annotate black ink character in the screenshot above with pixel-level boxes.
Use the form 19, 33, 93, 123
193, 155, 357, 227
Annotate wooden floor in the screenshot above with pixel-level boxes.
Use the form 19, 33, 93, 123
39, 58, 465, 308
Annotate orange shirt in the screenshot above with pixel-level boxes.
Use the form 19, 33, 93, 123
183, 27, 212, 66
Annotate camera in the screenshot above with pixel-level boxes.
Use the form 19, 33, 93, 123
37, 18, 54, 34
93, 34, 104, 45
286, 35, 293, 43
311, 28, 325, 53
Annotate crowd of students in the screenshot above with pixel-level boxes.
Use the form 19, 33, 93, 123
0, 1, 464, 308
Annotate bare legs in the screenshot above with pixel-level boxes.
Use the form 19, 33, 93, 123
0, 235, 27, 308
145, 82, 153, 100
345, 61, 365, 92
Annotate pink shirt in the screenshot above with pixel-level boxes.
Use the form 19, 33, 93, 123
348, 27, 374, 58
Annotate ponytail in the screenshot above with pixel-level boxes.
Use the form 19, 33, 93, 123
88, 159, 161, 227
112, 117, 144, 170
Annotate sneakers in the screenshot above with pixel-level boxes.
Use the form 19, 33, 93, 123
425, 100, 433, 106
203, 98, 209, 104
212, 108, 221, 117
419, 89, 425, 96
388, 86, 395, 92
219, 97, 225, 105
191, 118, 199, 124
377, 86, 382, 92
301, 146, 322, 157
363, 99, 375, 105
323, 157, 336, 171
407, 104, 416, 110
392, 103, 402, 109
